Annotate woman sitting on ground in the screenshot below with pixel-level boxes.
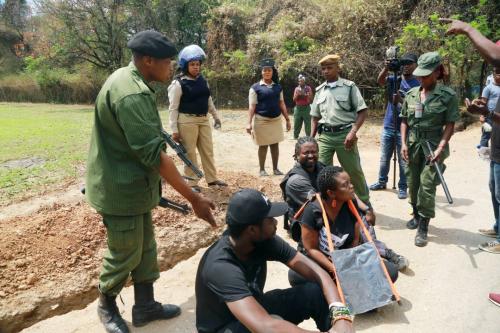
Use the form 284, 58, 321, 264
289, 165, 402, 286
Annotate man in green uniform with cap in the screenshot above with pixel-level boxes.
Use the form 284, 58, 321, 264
311, 54, 371, 206
86, 30, 216, 333
401, 51, 459, 247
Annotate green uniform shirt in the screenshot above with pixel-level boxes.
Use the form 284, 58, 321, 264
86, 62, 166, 216
401, 84, 459, 155
401, 84, 459, 129
310, 78, 367, 126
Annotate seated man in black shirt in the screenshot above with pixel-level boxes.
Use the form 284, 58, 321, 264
195, 188, 355, 333
281, 136, 408, 272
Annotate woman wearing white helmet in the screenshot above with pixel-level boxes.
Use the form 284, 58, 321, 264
167, 44, 226, 192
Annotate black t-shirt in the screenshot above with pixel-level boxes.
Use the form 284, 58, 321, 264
195, 232, 297, 333
300, 200, 357, 252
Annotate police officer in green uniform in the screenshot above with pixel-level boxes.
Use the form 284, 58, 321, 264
400, 52, 459, 247
311, 54, 371, 205
85, 30, 216, 333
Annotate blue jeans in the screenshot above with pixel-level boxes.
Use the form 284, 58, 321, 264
489, 161, 500, 241
479, 129, 491, 147
376, 128, 407, 190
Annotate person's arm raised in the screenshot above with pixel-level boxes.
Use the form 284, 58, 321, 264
440, 18, 500, 66
377, 61, 390, 86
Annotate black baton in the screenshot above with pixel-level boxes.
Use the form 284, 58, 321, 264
425, 141, 453, 204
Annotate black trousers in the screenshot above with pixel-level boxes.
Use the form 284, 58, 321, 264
216, 282, 330, 333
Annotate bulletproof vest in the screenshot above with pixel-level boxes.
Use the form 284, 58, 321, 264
178, 75, 210, 115
252, 83, 282, 118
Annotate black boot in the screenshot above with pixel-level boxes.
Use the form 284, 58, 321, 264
385, 248, 410, 271
97, 287, 130, 333
132, 283, 181, 327
406, 205, 420, 230
415, 217, 430, 247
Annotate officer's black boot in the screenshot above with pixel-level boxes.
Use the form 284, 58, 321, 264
132, 282, 181, 327
406, 204, 420, 230
415, 217, 430, 247
97, 287, 130, 333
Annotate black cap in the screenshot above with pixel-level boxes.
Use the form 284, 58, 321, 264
400, 53, 418, 64
127, 30, 177, 59
259, 58, 275, 68
226, 189, 288, 226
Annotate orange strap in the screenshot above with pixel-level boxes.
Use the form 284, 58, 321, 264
347, 200, 401, 302
293, 199, 311, 220
316, 193, 346, 304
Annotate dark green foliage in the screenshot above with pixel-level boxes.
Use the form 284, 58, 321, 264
0, 0, 498, 107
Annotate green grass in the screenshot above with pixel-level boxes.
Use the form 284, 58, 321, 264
0, 103, 94, 205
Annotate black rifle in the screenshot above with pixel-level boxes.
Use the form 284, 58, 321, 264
80, 188, 191, 214
158, 197, 191, 214
424, 140, 453, 204
161, 130, 204, 179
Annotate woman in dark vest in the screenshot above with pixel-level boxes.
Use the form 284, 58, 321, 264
168, 45, 226, 192
246, 59, 291, 176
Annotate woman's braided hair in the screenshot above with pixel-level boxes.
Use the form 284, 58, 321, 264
317, 165, 344, 199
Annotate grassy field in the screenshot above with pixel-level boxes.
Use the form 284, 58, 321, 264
0, 102, 384, 207
0, 103, 94, 206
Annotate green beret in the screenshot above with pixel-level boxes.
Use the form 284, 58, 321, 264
127, 30, 177, 59
413, 52, 441, 77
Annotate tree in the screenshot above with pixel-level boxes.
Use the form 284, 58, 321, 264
0, 0, 29, 33
36, 0, 132, 72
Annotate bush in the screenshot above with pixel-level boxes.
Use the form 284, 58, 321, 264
0, 59, 103, 104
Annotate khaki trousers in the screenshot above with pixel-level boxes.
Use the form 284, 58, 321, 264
177, 113, 218, 184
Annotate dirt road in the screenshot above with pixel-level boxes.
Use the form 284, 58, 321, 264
20, 112, 500, 332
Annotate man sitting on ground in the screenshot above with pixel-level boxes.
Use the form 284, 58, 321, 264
280, 136, 409, 271
195, 188, 355, 333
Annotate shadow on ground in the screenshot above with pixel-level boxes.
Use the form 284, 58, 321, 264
355, 296, 412, 330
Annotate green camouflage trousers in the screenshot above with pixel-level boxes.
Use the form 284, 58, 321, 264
318, 128, 370, 203
405, 141, 447, 218
294, 105, 311, 139
99, 211, 159, 296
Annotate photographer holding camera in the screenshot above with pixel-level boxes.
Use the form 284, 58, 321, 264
369, 51, 419, 200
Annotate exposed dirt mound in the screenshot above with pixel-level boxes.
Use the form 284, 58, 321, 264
0, 171, 282, 333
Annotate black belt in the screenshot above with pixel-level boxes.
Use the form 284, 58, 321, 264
319, 123, 353, 133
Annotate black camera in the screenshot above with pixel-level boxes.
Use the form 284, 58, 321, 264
386, 46, 413, 72
386, 46, 401, 72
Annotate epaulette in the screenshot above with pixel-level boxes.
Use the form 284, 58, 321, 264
316, 82, 327, 91
340, 78, 355, 87
439, 85, 457, 96
406, 86, 420, 96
